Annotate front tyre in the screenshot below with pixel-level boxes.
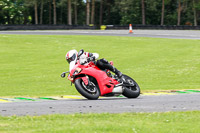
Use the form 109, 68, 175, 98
75, 78, 100, 100
122, 75, 140, 98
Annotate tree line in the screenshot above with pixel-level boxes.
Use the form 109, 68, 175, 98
0, 0, 200, 26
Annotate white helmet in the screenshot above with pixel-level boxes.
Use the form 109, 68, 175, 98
66, 49, 78, 64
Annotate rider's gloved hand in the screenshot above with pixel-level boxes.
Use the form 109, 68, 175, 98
87, 56, 95, 62
87, 57, 90, 62
91, 56, 95, 61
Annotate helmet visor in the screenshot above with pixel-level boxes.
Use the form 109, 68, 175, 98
67, 53, 76, 63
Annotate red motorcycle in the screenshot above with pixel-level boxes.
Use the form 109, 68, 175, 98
61, 50, 140, 100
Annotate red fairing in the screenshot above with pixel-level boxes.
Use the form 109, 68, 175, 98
70, 61, 120, 96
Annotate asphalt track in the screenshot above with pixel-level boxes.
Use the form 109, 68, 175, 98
0, 30, 200, 116
0, 93, 200, 116
0, 30, 200, 39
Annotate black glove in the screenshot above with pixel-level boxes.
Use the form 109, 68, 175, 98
91, 56, 95, 61
87, 56, 95, 62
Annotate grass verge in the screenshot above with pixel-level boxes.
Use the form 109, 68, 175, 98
0, 111, 199, 133
0, 35, 200, 96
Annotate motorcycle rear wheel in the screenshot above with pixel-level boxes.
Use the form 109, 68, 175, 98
75, 78, 100, 100
122, 75, 140, 98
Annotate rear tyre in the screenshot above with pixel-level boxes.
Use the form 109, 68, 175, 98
122, 75, 140, 98
75, 78, 100, 100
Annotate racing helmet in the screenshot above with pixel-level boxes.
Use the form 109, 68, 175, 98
66, 49, 78, 64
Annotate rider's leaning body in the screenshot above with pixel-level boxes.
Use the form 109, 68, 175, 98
65, 49, 122, 80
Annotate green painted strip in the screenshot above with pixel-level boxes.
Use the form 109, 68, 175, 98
186, 90, 200, 93
117, 95, 125, 97
14, 97, 35, 101
176, 91, 189, 94
39, 97, 57, 100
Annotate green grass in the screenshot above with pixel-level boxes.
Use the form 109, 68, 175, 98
0, 111, 199, 133
0, 34, 200, 96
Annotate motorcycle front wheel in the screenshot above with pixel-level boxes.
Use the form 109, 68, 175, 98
74, 78, 100, 100
122, 75, 140, 98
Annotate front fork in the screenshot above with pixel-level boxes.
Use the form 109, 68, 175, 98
81, 76, 89, 86
81, 75, 94, 87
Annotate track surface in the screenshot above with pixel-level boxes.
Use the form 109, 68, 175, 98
1, 30, 200, 39
0, 94, 200, 116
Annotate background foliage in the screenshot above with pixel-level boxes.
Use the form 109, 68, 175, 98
0, 0, 200, 25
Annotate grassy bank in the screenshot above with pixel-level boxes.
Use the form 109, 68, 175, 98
0, 35, 199, 96
0, 111, 199, 133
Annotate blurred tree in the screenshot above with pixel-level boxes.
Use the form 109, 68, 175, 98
74, 0, 77, 25
141, 0, 145, 25
86, 0, 90, 25
23, 0, 38, 24
40, 0, 44, 24
0, 0, 26, 24
49, 0, 52, 24
35, 0, 38, 24
177, 0, 182, 25
53, 0, 56, 24
193, 0, 198, 26
161, 0, 165, 25
91, 0, 95, 24
68, 0, 72, 25
99, 0, 103, 25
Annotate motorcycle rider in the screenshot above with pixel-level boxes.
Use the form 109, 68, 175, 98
66, 49, 122, 78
